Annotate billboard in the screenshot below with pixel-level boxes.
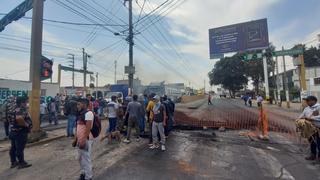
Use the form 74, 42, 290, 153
209, 18, 269, 59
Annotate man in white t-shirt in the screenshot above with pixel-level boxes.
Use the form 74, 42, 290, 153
76, 98, 94, 180
103, 96, 119, 141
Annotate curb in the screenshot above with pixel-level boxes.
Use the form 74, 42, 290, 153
0, 135, 65, 153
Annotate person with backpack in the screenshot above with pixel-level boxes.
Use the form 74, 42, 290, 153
101, 95, 119, 142
74, 97, 100, 180
9, 96, 32, 169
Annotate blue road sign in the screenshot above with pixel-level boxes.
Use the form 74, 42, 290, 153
0, 0, 33, 32
209, 19, 269, 59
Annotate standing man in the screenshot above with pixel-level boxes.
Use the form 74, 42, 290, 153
162, 95, 174, 137
138, 94, 146, 135
76, 98, 94, 180
9, 96, 32, 169
296, 96, 320, 161
146, 93, 156, 146
150, 95, 166, 151
65, 97, 78, 137
40, 100, 47, 125
103, 95, 119, 141
49, 99, 58, 125
54, 93, 61, 114
123, 95, 141, 143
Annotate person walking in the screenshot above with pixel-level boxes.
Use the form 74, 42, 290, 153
150, 95, 167, 151
48, 99, 58, 125
76, 98, 95, 180
123, 95, 142, 143
208, 94, 212, 105
8, 96, 32, 169
65, 97, 78, 137
257, 94, 264, 108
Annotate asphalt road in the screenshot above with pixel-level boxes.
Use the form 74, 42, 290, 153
95, 129, 320, 180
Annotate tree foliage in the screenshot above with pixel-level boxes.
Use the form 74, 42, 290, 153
208, 56, 247, 95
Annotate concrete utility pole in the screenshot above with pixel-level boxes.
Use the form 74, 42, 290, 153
82, 48, 88, 96
263, 50, 270, 100
29, 0, 44, 133
128, 0, 134, 95
68, 53, 75, 89
114, 60, 117, 84
282, 46, 290, 108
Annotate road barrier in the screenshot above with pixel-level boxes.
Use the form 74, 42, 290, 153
174, 101, 303, 142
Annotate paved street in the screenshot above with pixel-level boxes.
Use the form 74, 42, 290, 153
96, 130, 319, 180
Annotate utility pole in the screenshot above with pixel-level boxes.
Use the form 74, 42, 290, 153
29, 0, 44, 133
204, 79, 206, 94
82, 48, 88, 96
262, 50, 270, 100
128, 0, 134, 95
96, 72, 99, 88
275, 56, 281, 107
114, 60, 117, 84
68, 53, 75, 89
282, 46, 290, 108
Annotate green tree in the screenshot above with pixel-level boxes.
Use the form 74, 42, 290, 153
208, 56, 247, 96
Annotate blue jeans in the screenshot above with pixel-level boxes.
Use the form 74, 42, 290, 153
108, 118, 117, 133
67, 115, 76, 136
139, 116, 146, 134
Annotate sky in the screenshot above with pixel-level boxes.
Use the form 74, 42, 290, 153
0, 0, 320, 91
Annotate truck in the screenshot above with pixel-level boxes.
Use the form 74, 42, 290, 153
106, 84, 129, 102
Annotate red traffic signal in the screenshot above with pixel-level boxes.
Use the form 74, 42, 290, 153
41, 56, 53, 80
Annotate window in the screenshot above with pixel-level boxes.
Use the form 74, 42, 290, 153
314, 77, 320, 85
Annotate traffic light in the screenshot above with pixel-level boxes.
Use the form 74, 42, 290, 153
41, 56, 53, 80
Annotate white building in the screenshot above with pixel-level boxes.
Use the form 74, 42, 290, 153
0, 78, 60, 105
292, 66, 320, 98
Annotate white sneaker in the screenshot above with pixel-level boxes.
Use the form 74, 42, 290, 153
136, 138, 140, 142
149, 144, 159, 149
161, 145, 166, 151
123, 139, 131, 143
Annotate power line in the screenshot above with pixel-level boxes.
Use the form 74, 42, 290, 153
0, 12, 127, 27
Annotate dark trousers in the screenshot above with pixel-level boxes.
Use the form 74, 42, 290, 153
9, 132, 28, 164
4, 120, 9, 137
309, 132, 320, 156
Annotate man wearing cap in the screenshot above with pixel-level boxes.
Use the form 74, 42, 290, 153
9, 96, 32, 169
296, 96, 320, 161
150, 95, 167, 151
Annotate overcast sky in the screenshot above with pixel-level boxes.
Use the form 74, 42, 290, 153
1, 0, 320, 90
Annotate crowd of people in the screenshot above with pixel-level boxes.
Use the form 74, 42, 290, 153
1, 92, 175, 180
241, 94, 263, 107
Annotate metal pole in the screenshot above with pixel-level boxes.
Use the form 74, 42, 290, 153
114, 60, 117, 84
300, 54, 307, 91
128, 0, 134, 95
68, 53, 75, 89
282, 46, 290, 108
275, 56, 281, 107
83, 48, 87, 96
29, 0, 44, 132
263, 52, 270, 100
